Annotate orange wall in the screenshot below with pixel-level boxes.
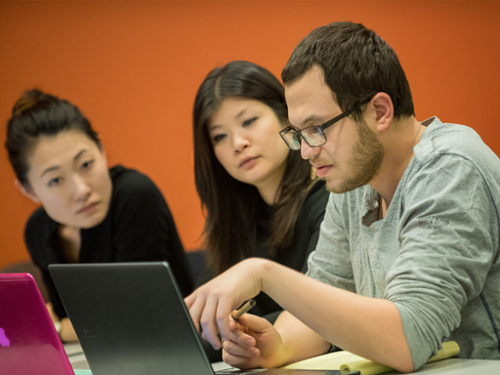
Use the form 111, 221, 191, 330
1, 1, 499, 268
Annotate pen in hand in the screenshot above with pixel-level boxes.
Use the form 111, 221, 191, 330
232, 299, 256, 321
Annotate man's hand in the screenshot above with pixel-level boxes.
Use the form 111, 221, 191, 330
222, 313, 287, 369
185, 258, 267, 350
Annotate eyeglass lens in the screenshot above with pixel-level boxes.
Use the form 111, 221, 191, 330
282, 127, 326, 150
283, 132, 301, 150
302, 127, 325, 146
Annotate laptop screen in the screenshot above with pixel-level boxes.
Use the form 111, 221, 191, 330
0, 273, 74, 375
49, 262, 213, 375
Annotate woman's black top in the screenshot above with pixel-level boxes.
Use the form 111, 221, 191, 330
195, 179, 329, 361
25, 165, 193, 318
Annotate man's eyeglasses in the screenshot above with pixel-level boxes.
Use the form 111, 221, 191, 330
279, 97, 373, 150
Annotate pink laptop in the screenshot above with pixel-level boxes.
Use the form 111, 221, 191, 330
0, 273, 74, 375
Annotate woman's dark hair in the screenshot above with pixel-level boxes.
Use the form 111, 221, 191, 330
193, 61, 312, 275
5, 89, 101, 188
282, 21, 415, 121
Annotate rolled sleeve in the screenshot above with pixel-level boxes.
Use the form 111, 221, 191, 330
385, 155, 498, 369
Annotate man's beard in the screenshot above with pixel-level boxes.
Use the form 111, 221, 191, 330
324, 119, 385, 194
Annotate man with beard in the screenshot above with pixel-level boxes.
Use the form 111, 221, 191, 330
185, 22, 500, 372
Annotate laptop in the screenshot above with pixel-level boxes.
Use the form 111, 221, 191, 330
49, 262, 340, 375
0, 273, 74, 375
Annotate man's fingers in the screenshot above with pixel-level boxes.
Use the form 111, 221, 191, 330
227, 320, 256, 348
223, 341, 260, 369
184, 293, 195, 309
236, 313, 273, 334
185, 292, 207, 332
200, 296, 222, 350
221, 338, 255, 359
216, 296, 237, 342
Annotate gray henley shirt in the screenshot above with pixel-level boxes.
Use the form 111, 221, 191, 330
306, 117, 500, 369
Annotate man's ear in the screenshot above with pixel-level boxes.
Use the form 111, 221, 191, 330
14, 179, 40, 204
371, 93, 394, 133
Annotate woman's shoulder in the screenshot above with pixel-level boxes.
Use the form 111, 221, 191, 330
304, 179, 329, 206
110, 164, 154, 185
24, 206, 56, 255
25, 206, 51, 233
109, 165, 165, 199
108, 165, 170, 217
297, 179, 330, 222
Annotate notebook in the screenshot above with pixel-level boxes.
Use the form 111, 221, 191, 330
49, 262, 340, 375
0, 273, 74, 375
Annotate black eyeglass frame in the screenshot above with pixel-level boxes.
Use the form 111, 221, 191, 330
279, 96, 374, 150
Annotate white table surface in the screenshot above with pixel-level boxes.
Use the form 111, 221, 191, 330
391, 358, 500, 374
64, 343, 500, 374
